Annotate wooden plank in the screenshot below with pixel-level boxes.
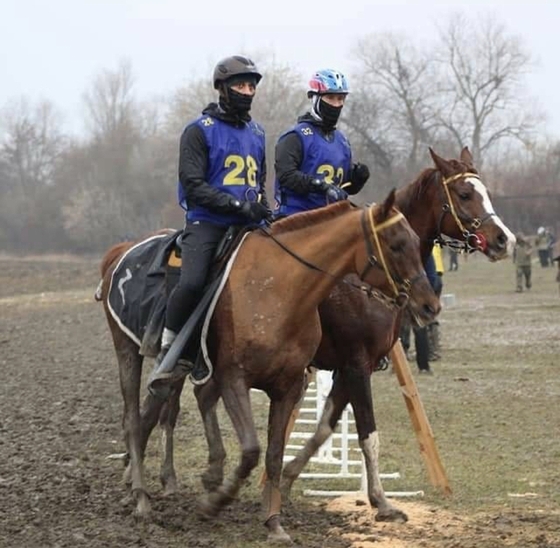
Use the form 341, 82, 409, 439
389, 340, 452, 495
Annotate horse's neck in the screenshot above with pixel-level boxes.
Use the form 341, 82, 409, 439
278, 211, 360, 285
396, 177, 437, 262
246, 208, 362, 314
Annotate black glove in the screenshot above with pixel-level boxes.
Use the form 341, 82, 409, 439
351, 162, 370, 187
310, 178, 331, 194
310, 178, 347, 202
239, 200, 271, 223
326, 185, 348, 202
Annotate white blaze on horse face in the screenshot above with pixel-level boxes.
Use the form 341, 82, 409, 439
466, 176, 516, 255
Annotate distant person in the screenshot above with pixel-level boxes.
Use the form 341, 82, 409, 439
553, 241, 560, 296
513, 232, 533, 292
546, 228, 556, 265
273, 68, 369, 216
535, 227, 550, 267
448, 248, 459, 271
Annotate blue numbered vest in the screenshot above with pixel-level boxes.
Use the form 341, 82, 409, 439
178, 115, 266, 225
274, 122, 352, 216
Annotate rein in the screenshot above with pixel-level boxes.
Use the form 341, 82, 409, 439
259, 205, 416, 301
435, 171, 496, 253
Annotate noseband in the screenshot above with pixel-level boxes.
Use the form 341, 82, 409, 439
436, 172, 496, 253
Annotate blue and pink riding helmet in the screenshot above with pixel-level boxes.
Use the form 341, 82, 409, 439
307, 69, 350, 98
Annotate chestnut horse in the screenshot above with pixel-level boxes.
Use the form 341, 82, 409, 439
98, 191, 439, 543
161, 147, 515, 526
277, 147, 516, 519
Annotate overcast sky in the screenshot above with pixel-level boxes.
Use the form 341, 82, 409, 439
1, 0, 558, 137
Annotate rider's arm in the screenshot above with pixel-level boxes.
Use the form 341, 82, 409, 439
178, 124, 241, 212
257, 156, 272, 210
275, 132, 323, 194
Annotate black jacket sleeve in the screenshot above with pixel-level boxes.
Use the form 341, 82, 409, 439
257, 157, 272, 210
178, 124, 240, 213
274, 132, 321, 195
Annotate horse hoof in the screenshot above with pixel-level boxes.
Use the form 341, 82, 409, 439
375, 508, 408, 523
266, 515, 293, 545
133, 498, 151, 520
267, 528, 293, 545
197, 494, 221, 519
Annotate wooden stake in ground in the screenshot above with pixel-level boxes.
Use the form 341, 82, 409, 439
389, 340, 452, 495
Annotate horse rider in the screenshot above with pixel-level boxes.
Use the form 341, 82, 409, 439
273, 68, 370, 216
154, 55, 272, 375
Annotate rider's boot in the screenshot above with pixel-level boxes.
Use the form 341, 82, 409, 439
148, 328, 189, 399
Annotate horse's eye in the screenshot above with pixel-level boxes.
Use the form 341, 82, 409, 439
459, 192, 470, 200
390, 244, 404, 253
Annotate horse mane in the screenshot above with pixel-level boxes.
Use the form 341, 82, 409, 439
271, 201, 354, 235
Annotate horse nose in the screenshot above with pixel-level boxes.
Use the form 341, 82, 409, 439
423, 301, 441, 319
497, 231, 508, 250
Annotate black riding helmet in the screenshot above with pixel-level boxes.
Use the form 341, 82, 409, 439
213, 55, 263, 90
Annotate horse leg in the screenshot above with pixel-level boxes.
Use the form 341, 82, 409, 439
346, 367, 408, 522
157, 377, 186, 496
114, 336, 151, 518
198, 377, 259, 517
195, 379, 227, 493
121, 381, 167, 486
280, 375, 348, 498
264, 381, 308, 545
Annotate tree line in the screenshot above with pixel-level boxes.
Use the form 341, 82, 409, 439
1, 13, 558, 253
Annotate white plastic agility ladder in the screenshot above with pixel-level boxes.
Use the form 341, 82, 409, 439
284, 370, 423, 498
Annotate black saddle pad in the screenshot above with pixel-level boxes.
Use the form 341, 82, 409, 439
107, 231, 180, 356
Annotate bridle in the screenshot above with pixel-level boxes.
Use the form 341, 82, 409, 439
434, 171, 497, 253
260, 204, 425, 305
359, 205, 424, 302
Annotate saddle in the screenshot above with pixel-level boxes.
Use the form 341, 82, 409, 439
106, 226, 247, 362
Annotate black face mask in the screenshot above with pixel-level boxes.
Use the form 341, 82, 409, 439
222, 88, 254, 117
318, 98, 343, 129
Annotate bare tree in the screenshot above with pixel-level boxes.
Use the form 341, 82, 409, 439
0, 97, 68, 250
83, 59, 136, 139
436, 13, 542, 165
352, 33, 440, 177
0, 97, 65, 196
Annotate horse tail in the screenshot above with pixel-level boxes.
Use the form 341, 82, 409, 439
94, 241, 135, 302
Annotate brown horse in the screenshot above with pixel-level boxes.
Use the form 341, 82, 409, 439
172, 147, 515, 525
276, 147, 516, 519
98, 191, 439, 543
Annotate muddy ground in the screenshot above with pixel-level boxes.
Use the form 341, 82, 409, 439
0, 254, 559, 548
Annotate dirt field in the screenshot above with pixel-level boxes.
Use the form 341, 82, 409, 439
1, 252, 559, 548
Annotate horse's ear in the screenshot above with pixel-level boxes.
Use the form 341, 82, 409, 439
429, 147, 455, 177
380, 188, 396, 220
460, 146, 474, 167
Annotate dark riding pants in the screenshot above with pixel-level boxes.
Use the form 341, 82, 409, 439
165, 222, 228, 334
